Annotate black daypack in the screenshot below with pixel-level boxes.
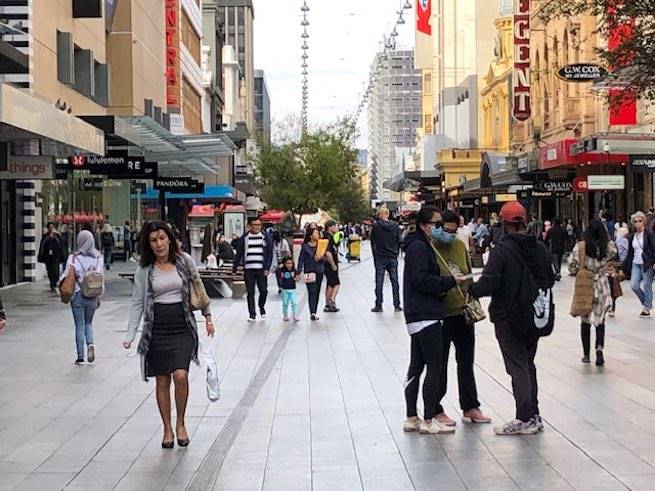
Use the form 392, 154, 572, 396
505, 246, 556, 337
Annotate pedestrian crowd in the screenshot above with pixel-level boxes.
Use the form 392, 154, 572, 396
4, 202, 654, 448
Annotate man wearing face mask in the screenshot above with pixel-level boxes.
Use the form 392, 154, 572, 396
431, 210, 492, 427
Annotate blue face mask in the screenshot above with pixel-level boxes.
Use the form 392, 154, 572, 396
432, 226, 456, 244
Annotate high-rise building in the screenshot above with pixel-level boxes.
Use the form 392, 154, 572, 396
219, 0, 255, 133
254, 70, 270, 143
367, 50, 421, 205
203, 0, 225, 133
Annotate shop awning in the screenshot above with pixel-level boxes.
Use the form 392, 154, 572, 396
80, 115, 236, 175
571, 133, 655, 156
134, 184, 241, 201
189, 204, 215, 217
384, 169, 441, 192
0, 83, 104, 154
540, 138, 629, 170
260, 210, 288, 224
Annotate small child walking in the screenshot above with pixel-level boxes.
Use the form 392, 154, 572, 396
277, 256, 300, 322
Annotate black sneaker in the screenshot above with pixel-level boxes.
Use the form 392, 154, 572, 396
260, 309, 266, 320
310, 314, 319, 321
371, 306, 383, 313
581, 356, 590, 364
394, 307, 403, 313
75, 358, 84, 364
640, 309, 651, 318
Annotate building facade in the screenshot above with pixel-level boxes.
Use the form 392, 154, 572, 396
367, 49, 421, 206
254, 69, 270, 143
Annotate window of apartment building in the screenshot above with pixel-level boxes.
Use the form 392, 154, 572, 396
182, 77, 202, 134
181, 10, 201, 65
238, 7, 244, 25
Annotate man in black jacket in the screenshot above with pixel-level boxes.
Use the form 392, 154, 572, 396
370, 208, 402, 312
469, 201, 554, 436
545, 218, 568, 280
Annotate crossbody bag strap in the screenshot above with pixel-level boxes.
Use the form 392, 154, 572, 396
428, 241, 467, 300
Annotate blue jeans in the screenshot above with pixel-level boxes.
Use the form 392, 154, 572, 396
630, 263, 654, 310
374, 256, 400, 309
71, 292, 97, 359
282, 289, 299, 317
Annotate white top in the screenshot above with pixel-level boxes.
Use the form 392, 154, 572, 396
456, 226, 472, 246
152, 266, 184, 304
245, 232, 265, 270
59, 254, 104, 295
633, 232, 644, 265
407, 320, 440, 336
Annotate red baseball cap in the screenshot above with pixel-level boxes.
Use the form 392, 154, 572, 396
499, 201, 527, 224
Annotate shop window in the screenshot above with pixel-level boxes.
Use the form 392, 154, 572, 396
181, 10, 201, 65
93, 62, 109, 106
182, 78, 202, 134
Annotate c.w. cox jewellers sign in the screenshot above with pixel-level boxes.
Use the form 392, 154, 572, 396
557, 63, 608, 83
513, 0, 531, 122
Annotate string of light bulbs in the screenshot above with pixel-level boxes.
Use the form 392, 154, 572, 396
354, 0, 412, 123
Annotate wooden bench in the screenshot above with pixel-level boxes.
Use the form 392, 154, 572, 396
118, 266, 246, 299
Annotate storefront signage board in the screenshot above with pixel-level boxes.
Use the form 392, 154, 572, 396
154, 177, 204, 194
557, 63, 608, 83
533, 181, 573, 193
630, 155, 655, 172
587, 175, 625, 190
495, 193, 518, 203
165, 0, 181, 110
67, 153, 157, 178
0, 155, 55, 179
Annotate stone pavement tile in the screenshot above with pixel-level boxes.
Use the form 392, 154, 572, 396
310, 465, 362, 491
0, 473, 28, 491
405, 461, 465, 490
11, 472, 76, 491
261, 466, 312, 491
65, 460, 130, 488
212, 461, 266, 490
113, 470, 173, 491
0, 417, 55, 460
618, 473, 655, 491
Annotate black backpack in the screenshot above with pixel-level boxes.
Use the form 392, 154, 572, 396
101, 233, 113, 248
505, 247, 556, 337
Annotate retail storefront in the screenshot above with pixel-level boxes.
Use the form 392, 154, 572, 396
0, 83, 104, 286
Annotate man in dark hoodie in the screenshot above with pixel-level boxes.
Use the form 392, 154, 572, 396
469, 201, 554, 436
370, 208, 402, 312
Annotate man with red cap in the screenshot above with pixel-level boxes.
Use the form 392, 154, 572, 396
469, 201, 555, 435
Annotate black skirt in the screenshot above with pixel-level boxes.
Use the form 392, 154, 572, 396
147, 302, 194, 377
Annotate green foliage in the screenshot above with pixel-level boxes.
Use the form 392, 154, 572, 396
332, 183, 371, 225
539, 0, 655, 102
251, 117, 361, 227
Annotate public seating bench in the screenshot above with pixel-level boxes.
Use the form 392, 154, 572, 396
119, 262, 245, 299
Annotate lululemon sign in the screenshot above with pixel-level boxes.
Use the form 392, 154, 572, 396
513, 0, 531, 122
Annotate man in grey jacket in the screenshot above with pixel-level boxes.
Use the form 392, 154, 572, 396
370, 208, 402, 313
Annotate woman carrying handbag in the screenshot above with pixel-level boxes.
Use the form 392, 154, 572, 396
123, 221, 214, 449
568, 220, 616, 366
297, 227, 328, 321
429, 210, 492, 427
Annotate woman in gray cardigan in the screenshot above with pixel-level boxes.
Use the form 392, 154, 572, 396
123, 221, 214, 448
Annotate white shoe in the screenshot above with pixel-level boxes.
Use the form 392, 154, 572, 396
494, 419, 538, 435
247, 317, 256, 323
403, 418, 421, 432
419, 419, 455, 434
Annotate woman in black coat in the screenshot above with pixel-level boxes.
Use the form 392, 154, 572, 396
401, 206, 465, 435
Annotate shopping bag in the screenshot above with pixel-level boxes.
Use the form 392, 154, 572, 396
202, 341, 220, 403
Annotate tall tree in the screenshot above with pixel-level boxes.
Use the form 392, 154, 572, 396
252, 117, 360, 228
540, 0, 654, 101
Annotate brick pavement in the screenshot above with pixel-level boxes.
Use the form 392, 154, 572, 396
0, 245, 655, 489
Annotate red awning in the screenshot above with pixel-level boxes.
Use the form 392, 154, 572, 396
189, 205, 215, 218
260, 210, 287, 224
540, 138, 630, 170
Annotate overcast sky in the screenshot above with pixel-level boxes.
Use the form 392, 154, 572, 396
253, 0, 415, 147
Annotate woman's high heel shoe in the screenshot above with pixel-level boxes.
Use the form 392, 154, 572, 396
177, 438, 190, 447
161, 440, 174, 449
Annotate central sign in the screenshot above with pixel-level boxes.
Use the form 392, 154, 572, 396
513, 0, 531, 122
165, 0, 181, 111
0, 156, 55, 180
631, 155, 655, 173
587, 175, 625, 190
533, 181, 573, 193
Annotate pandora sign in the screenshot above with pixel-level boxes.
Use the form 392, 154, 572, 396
513, 0, 531, 122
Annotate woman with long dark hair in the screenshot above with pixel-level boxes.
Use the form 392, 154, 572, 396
124, 221, 214, 448
402, 206, 464, 434
568, 219, 616, 366
297, 227, 327, 320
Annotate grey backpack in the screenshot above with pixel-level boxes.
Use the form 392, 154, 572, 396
76, 257, 103, 298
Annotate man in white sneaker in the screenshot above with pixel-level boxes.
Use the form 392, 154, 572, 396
469, 202, 555, 436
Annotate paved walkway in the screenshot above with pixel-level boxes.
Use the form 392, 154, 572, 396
1, 245, 655, 490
